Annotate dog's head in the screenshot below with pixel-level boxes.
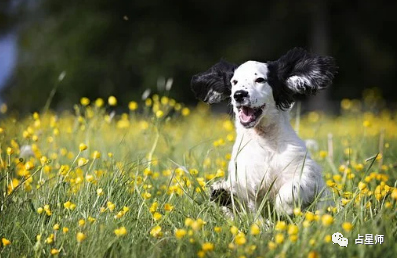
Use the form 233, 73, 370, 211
191, 48, 337, 128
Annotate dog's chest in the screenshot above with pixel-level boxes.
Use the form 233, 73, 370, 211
228, 134, 279, 189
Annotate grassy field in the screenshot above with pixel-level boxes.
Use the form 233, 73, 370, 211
1, 91, 397, 258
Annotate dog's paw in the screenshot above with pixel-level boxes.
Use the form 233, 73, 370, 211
210, 184, 232, 206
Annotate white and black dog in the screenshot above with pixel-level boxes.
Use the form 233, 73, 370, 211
191, 48, 337, 216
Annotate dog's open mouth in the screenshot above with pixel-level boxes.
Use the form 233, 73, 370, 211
238, 105, 266, 128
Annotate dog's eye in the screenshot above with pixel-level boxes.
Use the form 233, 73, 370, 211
255, 78, 266, 83
232, 80, 238, 85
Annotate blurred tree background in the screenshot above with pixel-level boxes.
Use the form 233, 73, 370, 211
0, 0, 396, 112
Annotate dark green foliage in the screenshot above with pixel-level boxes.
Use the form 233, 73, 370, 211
1, 0, 397, 112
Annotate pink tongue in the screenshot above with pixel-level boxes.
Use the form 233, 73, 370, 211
239, 107, 255, 123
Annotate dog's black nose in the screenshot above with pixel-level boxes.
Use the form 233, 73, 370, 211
234, 90, 248, 102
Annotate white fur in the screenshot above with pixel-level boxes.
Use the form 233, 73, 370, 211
287, 70, 324, 92
205, 89, 223, 103
287, 75, 312, 92
214, 61, 332, 215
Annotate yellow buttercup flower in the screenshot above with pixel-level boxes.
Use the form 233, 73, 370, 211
363, 120, 371, 127
303, 220, 311, 228
214, 226, 222, 233
185, 218, 193, 227
58, 165, 70, 176
355, 163, 364, 171
288, 225, 299, 235
358, 181, 367, 191
44, 205, 52, 216
50, 248, 60, 255
114, 226, 128, 236
63, 201, 76, 210
305, 212, 315, 222
40, 156, 48, 165
321, 214, 334, 226
79, 143, 88, 151
342, 222, 353, 232
275, 233, 284, 244
160, 96, 169, 105
97, 188, 104, 196
290, 234, 298, 242
391, 189, 397, 200
32, 112, 39, 120
275, 221, 287, 231
191, 219, 205, 231
230, 225, 239, 235
129, 101, 138, 111
268, 241, 277, 250
340, 99, 352, 110
153, 212, 162, 221
175, 229, 187, 239
6, 147, 13, 155
80, 97, 90, 106
2, 238, 11, 246
319, 150, 328, 158
107, 201, 116, 211
235, 232, 246, 246
181, 107, 190, 116
78, 219, 85, 227
164, 203, 174, 211
250, 223, 260, 235
142, 192, 152, 199
45, 234, 54, 244
77, 157, 88, 167
76, 232, 86, 242
150, 225, 162, 238
293, 207, 302, 216
149, 202, 158, 213
25, 161, 34, 171
53, 224, 60, 230
92, 151, 101, 159
156, 110, 164, 118
85, 174, 95, 183
197, 251, 205, 258
308, 251, 319, 258
108, 96, 117, 106
145, 98, 152, 107
201, 242, 214, 252
95, 98, 104, 107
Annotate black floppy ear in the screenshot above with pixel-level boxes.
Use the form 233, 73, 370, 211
267, 48, 337, 110
191, 60, 238, 104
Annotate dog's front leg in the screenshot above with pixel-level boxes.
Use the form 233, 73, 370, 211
274, 182, 300, 216
210, 180, 233, 206
210, 180, 261, 219
210, 180, 241, 219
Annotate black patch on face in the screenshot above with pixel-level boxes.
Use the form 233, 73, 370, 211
267, 61, 296, 110
266, 48, 337, 110
191, 60, 238, 104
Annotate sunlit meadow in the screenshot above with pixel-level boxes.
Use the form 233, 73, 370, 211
1, 88, 397, 257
